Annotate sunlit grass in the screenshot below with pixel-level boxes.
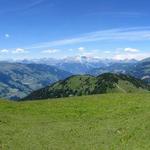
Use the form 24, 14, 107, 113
0, 93, 150, 150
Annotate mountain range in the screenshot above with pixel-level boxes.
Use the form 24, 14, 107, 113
0, 56, 150, 100
87, 57, 150, 83
17, 56, 138, 74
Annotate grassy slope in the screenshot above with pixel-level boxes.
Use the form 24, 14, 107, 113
0, 94, 150, 150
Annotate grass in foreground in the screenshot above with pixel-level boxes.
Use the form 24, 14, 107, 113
0, 93, 150, 150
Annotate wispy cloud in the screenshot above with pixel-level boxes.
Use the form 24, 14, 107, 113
87, 11, 145, 17
0, 49, 9, 53
25, 26, 150, 49
12, 48, 28, 54
42, 49, 59, 54
21, 0, 48, 12
124, 48, 139, 53
0, 0, 47, 14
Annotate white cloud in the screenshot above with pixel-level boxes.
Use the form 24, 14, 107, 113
104, 51, 111, 54
12, 48, 27, 54
78, 49, 104, 58
68, 49, 73, 51
0, 49, 9, 53
78, 47, 85, 52
114, 54, 140, 60
113, 51, 150, 60
81, 52, 95, 57
0, 48, 29, 55
5, 34, 10, 38
42, 49, 59, 54
124, 48, 139, 53
25, 26, 150, 49
111, 47, 147, 60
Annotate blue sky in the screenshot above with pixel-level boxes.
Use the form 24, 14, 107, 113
0, 0, 150, 60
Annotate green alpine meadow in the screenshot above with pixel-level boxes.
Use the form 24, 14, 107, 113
1, 0, 150, 149
0, 93, 150, 150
